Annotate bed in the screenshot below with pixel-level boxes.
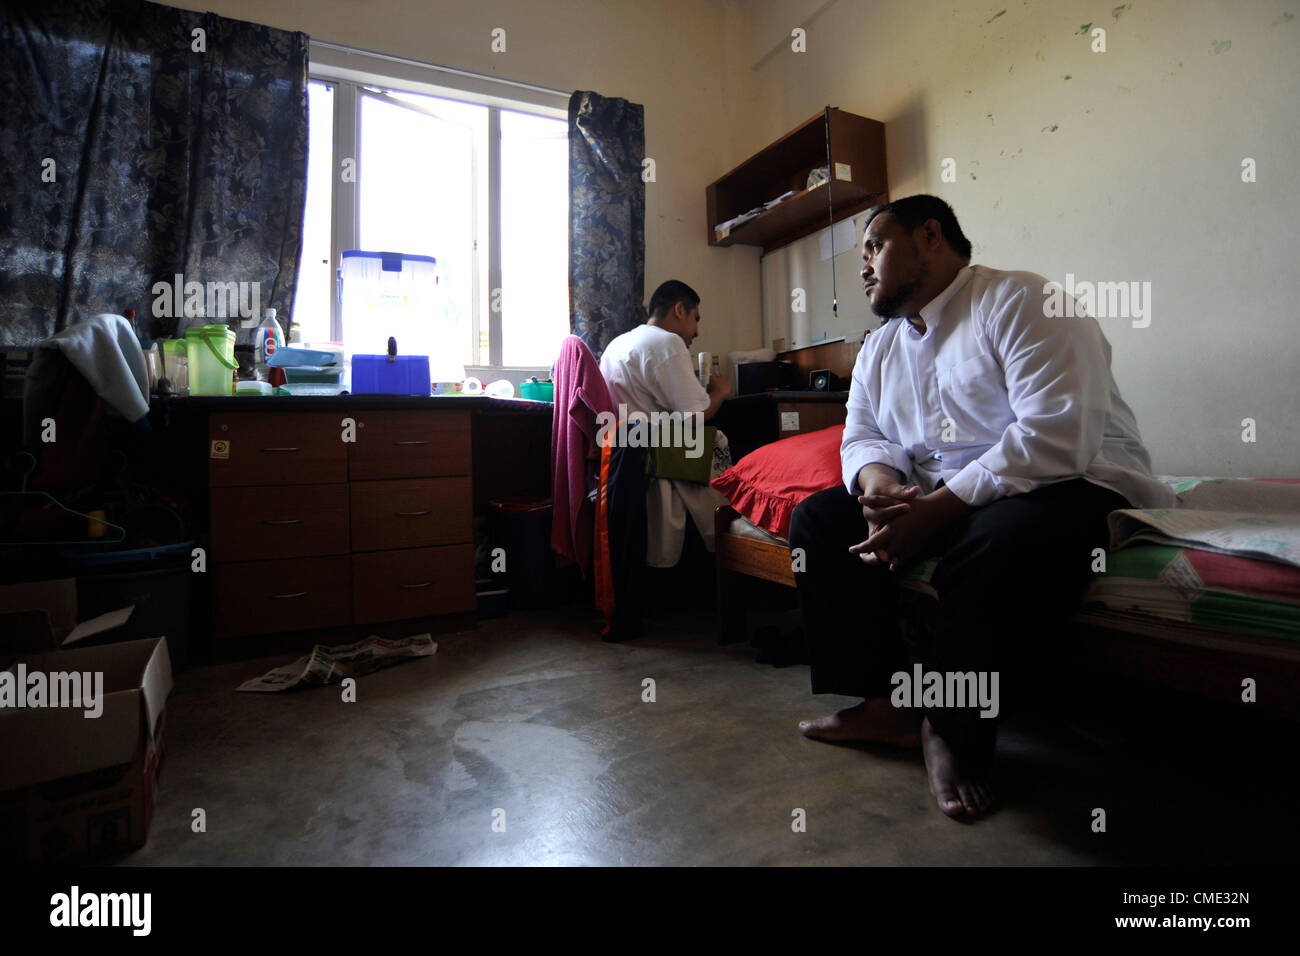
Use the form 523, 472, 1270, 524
712, 433, 1300, 719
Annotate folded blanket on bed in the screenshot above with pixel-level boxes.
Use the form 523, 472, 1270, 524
1109, 477, 1300, 568
1086, 544, 1300, 641
1161, 476, 1300, 510
1109, 510, 1300, 568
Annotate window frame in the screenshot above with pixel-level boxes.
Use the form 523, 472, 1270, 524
307, 41, 570, 370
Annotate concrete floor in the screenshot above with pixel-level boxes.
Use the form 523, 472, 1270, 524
123, 604, 1295, 866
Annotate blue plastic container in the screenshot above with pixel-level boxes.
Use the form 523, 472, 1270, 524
351, 354, 432, 395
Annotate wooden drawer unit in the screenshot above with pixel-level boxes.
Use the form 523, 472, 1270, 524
205, 405, 497, 642
350, 477, 471, 552
214, 555, 352, 638
210, 484, 349, 562
352, 545, 475, 624
348, 410, 471, 480
210, 413, 346, 486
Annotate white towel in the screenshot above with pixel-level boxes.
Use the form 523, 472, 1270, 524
24, 313, 149, 443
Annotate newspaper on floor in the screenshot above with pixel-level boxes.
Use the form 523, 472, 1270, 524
237, 633, 437, 692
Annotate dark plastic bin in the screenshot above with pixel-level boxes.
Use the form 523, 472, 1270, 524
487, 497, 567, 610
68, 541, 197, 672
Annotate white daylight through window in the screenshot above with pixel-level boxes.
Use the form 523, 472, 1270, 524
293, 44, 571, 377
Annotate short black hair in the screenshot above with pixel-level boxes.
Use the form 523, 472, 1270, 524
863, 195, 972, 260
647, 279, 700, 320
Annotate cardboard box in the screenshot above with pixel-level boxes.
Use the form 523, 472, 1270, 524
0, 637, 172, 863
0, 578, 135, 665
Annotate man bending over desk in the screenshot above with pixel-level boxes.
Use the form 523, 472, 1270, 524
600, 280, 733, 568
788, 195, 1173, 820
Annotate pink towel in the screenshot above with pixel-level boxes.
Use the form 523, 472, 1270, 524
551, 335, 615, 574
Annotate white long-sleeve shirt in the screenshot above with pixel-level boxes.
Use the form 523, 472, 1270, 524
599, 324, 709, 419
841, 264, 1174, 510
600, 323, 724, 566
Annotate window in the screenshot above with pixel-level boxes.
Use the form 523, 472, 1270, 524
294, 82, 334, 347
294, 46, 571, 373
355, 89, 480, 370
500, 110, 569, 366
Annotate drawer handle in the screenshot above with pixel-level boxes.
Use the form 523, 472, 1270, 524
269, 591, 308, 600
260, 446, 301, 453
399, 581, 432, 589
392, 440, 430, 446
263, 518, 304, 526
395, 510, 431, 518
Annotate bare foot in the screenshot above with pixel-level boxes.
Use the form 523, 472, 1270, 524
798, 698, 921, 747
921, 718, 995, 820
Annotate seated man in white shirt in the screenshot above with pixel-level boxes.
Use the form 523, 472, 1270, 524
788, 195, 1173, 821
599, 280, 732, 567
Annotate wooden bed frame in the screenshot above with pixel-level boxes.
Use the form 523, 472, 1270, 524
714, 505, 1300, 719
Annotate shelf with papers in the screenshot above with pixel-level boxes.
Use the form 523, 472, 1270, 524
706, 107, 887, 254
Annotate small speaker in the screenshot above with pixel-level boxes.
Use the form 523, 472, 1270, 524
809, 368, 832, 392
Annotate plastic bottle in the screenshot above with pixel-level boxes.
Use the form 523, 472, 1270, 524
254, 308, 284, 379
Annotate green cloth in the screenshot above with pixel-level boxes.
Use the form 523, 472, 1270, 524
644, 426, 717, 484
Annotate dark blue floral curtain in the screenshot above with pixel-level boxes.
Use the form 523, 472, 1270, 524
0, 0, 309, 346
568, 91, 645, 359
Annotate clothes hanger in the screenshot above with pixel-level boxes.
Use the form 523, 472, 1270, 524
0, 451, 127, 545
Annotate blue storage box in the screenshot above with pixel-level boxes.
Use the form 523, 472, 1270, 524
351, 354, 431, 395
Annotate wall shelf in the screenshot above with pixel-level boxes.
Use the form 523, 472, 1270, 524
706, 107, 887, 254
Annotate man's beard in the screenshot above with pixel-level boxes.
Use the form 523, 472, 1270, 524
870, 260, 929, 319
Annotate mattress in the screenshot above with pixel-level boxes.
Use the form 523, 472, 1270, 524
724, 516, 1300, 643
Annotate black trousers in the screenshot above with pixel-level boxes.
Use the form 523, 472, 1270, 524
788, 479, 1126, 760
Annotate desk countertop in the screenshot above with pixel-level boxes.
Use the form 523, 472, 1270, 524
724, 390, 850, 404
156, 394, 553, 415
